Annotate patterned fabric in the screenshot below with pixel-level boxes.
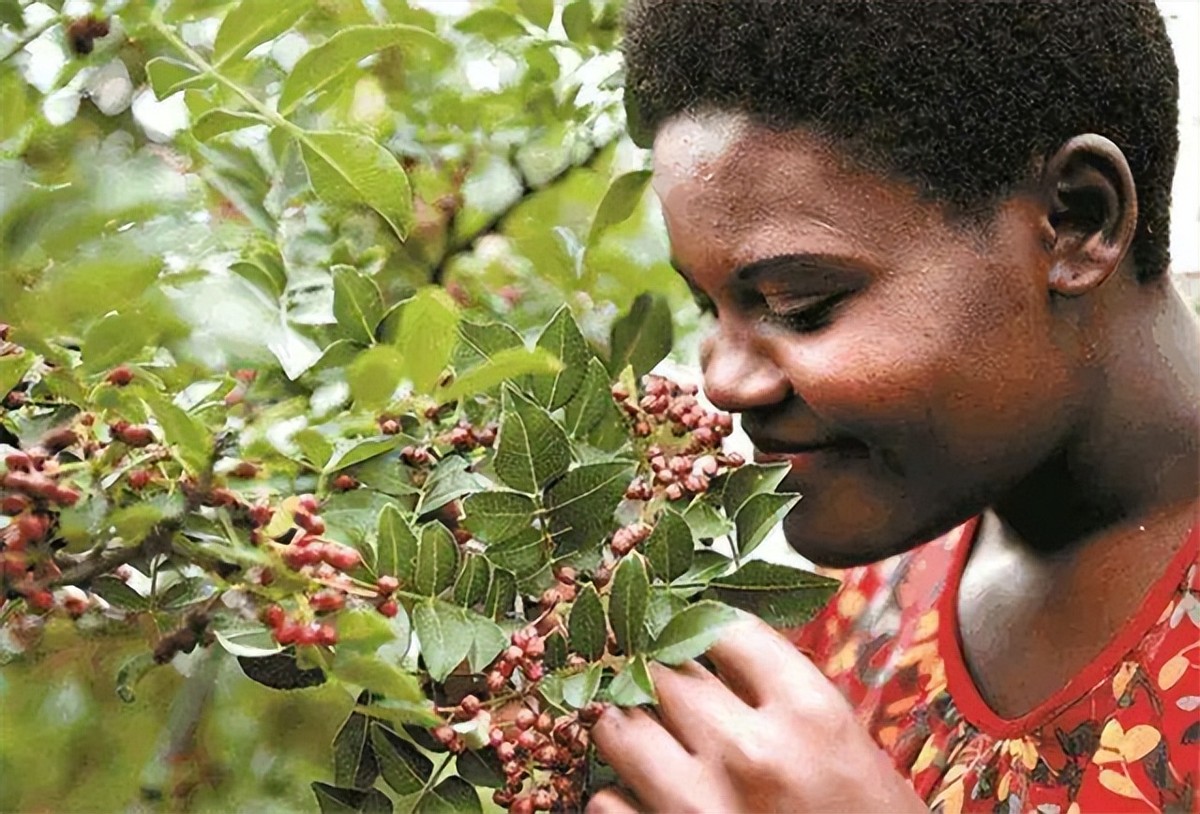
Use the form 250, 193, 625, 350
788, 517, 1200, 814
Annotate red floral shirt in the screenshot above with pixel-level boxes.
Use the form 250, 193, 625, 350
790, 517, 1200, 814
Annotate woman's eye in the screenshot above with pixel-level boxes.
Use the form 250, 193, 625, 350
690, 287, 717, 317
765, 294, 846, 333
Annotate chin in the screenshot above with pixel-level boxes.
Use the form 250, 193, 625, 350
780, 508, 910, 569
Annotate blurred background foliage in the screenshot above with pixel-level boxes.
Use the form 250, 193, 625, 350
0, 0, 704, 810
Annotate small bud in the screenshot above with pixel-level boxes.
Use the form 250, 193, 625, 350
514, 709, 537, 731
297, 494, 320, 513
665, 483, 685, 501
128, 469, 152, 491
332, 474, 358, 492
460, 694, 481, 715
263, 605, 286, 629
376, 575, 400, 595
379, 418, 400, 435
106, 366, 134, 386
378, 599, 399, 618
230, 461, 259, 479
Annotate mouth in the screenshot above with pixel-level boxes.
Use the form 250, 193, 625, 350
751, 437, 870, 468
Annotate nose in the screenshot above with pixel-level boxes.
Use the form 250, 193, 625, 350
700, 328, 791, 413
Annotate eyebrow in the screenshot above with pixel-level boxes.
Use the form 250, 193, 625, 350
669, 252, 874, 286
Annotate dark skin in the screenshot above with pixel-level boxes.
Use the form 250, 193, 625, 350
587, 112, 1199, 812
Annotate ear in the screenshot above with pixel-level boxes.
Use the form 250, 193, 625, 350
1040, 134, 1138, 296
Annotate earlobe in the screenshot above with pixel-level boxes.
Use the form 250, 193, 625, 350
1041, 134, 1138, 296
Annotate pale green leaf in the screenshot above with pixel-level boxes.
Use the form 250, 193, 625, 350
414, 523, 458, 597
191, 109, 266, 141
145, 57, 200, 99
436, 346, 561, 403
393, 287, 459, 395
607, 655, 656, 706
452, 556, 490, 607
650, 601, 738, 666
346, 345, 405, 409
734, 492, 800, 559
721, 463, 792, 518
333, 265, 385, 345
333, 656, 425, 704
300, 130, 413, 240
518, 0, 554, 28
412, 599, 473, 682
377, 505, 418, 584
213, 0, 314, 66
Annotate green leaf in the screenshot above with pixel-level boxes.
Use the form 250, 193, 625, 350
703, 561, 839, 628
333, 655, 425, 703
485, 527, 548, 581
734, 492, 800, 559
213, 0, 314, 67
336, 609, 400, 656
370, 723, 433, 795
213, 628, 283, 658
312, 782, 393, 814
141, 395, 210, 474
461, 491, 536, 544
643, 587, 688, 640
456, 749, 505, 789
650, 601, 738, 666
333, 265, 385, 345
415, 776, 482, 814
455, 322, 523, 369
0, 351, 32, 400
452, 555, 490, 607
300, 130, 414, 241
191, 109, 266, 141
393, 287, 459, 395
681, 499, 733, 541
608, 292, 673, 378
561, 0, 591, 42
610, 554, 650, 655
414, 523, 459, 596
493, 389, 571, 493
280, 25, 450, 114
484, 569, 517, 621
587, 171, 651, 245
230, 259, 285, 300
465, 612, 508, 673
295, 428, 333, 470
530, 306, 590, 410
454, 7, 527, 40
436, 347, 561, 403
676, 550, 733, 586
568, 583, 606, 660
545, 461, 632, 554
643, 509, 694, 582
324, 437, 396, 474
347, 345, 405, 409
564, 357, 617, 439
115, 652, 158, 703
607, 656, 656, 706
518, 0, 554, 28
145, 57, 200, 99
721, 463, 792, 518
377, 505, 417, 583
416, 456, 489, 516
333, 704, 380, 789
561, 662, 602, 708
412, 599, 473, 682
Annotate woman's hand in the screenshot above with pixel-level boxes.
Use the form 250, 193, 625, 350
587, 615, 928, 813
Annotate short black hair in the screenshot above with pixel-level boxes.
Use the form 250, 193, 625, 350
623, 0, 1179, 278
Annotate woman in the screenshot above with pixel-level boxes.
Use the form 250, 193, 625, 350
587, 1, 1199, 812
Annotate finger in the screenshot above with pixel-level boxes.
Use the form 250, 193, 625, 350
591, 706, 699, 811
585, 787, 641, 814
648, 661, 741, 754
704, 613, 829, 708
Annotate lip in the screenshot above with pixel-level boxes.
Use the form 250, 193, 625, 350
752, 439, 869, 471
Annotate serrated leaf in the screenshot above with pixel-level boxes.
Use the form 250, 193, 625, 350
453, 555, 490, 607
544, 631, 568, 671
545, 461, 632, 554
115, 652, 158, 703
333, 655, 424, 703
607, 656, 656, 706
457, 749, 505, 789
214, 0, 313, 66
734, 492, 800, 559
415, 776, 482, 814
486, 527, 548, 581
610, 554, 650, 655
455, 321, 523, 369
564, 357, 616, 439
493, 389, 571, 493
145, 57, 200, 99
484, 569, 517, 621
461, 491, 536, 544
681, 499, 734, 541
312, 782, 393, 814
370, 723, 433, 795
300, 130, 413, 241
280, 25, 449, 114
412, 599, 473, 682
333, 707, 379, 789
91, 575, 150, 610
414, 523, 459, 596
568, 583, 606, 660
650, 601, 738, 666
416, 456, 488, 516
644, 588, 688, 640
393, 287, 459, 394
608, 292, 673, 378
191, 109, 265, 141
561, 662, 602, 708
703, 561, 839, 628
377, 505, 417, 583
333, 265, 385, 345
644, 509, 694, 582
530, 306, 590, 410
721, 463, 792, 518
141, 395, 210, 474
437, 346, 561, 403
466, 613, 508, 673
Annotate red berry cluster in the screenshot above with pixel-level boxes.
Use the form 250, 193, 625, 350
611, 375, 734, 448
272, 496, 363, 575
108, 420, 156, 448
609, 522, 651, 557
486, 625, 547, 694
486, 704, 593, 813
441, 419, 498, 452
261, 603, 338, 647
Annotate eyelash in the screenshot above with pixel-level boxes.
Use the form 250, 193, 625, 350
762, 294, 846, 333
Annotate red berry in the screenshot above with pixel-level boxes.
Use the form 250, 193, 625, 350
28, 590, 54, 611
510, 797, 534, 814
51, 485, 80, 507
106, 366, 134, 386
493, 789, 515, 808
379, 418, 400, 435
489, 727, 505, 748
296, 624, 320, 646
496, 741, 516, 762
4, 452, 33, 472
1, 494, 31, 515
725, 451, 746, 467
578, 702, 605, 726
516, 729, 538, 750
248, 502, 273, 527
534, 712, 554, 734
297, 494, 320, 513
432, 725, 457, 746
128, 469, 152, 490
17, 513, 49, 543
378, 599, 399, 618
523, 637, 545, 659
486, 670, 507, 694
522, 662, 544, 681
376, 575, 399, 595
326, 546, 361, 571
117, 424, 155, 447
231, 461, 259, 478
514, 709, 536, 731
274, 621, 301, 645
310, 590, 345, 612
263, 605, 285, 628
294, 510, 325, 536
665, 483, 684, 501
504, 644, 524, 664
332, 474, 358, 491
317, 624, 338, 646
460, 694, 481, 715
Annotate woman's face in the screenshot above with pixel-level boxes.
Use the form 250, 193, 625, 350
653, 113, 1086, 567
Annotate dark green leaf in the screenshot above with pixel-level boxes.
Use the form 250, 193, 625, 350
333, 265, 385, 345
543, 631, 568, 671
650, 601, 738, 666
530, 306, 590, 410
643, 509, 694, 582
455, 322, 523, 369
415, 776, 482, 814
484, 569, 517, 621
457, 748, 505, 789
238, 650, 327, 689
91, 576, 150, 610
332, 707, 379, 789
607, 656, 656, 706
545, 461, 633, 554
461, 491, 536, 544
608, 292, 673, 378
703, 561, 839, 628
643, 588, 687, 640
414, 523, 459, 596
493, 389, 571, 493
721, 463, 792, 518
734, 492, 800, 559
377, 505, 417, 583
412, 599, 473, 682
214, 0, 314, 66
416, 456, 488, 516
610, 554, 650, 655
568, 583, 606, 660
563, 357, 617, 439
300, 130, 414, 241
485, 527, 548, 581
312, 782, 393, 814
452, 555, 490, 607
370, 723, 433, 795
